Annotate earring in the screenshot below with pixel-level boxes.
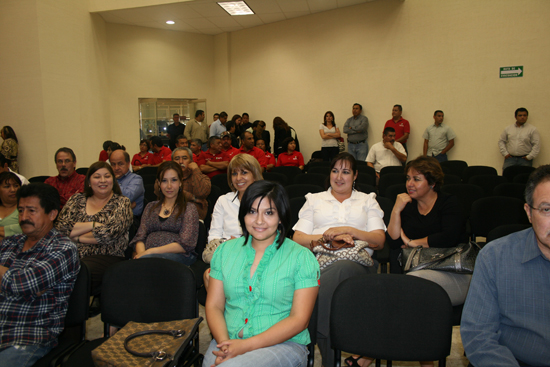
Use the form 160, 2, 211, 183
353, 180, 356, 190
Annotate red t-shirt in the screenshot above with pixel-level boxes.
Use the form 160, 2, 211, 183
196, 150, 230, 178
99, 150, 109, 162
265, 152, 276, 168
238, 146, 267, 168
222, 146, 240, 161
151, 146, 172, 165
193, 151, 204, 162
132, 152, 154, 166
384, 118, 410, 143
276, 151, 304, 168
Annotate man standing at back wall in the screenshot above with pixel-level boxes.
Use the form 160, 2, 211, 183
422, 110, 456, 162
343, 103, 369, 161
384, 104, 410, 153
498, 107, 540, 171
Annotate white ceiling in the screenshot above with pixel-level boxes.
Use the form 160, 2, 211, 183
96, 0, 376, 35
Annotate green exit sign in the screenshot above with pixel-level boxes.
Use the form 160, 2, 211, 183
500, 66, 523, 78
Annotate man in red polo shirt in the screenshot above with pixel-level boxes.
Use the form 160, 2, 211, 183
384, 104, 410, 153
238, 131, 267, 171
220, 131, 239, 161
196, 136, 230, 178
150, 136, 172, 165
45, 147, 85, 209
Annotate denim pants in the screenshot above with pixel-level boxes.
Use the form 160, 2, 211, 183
347, 141, 368, 162
0, 344, 52, 367
202, 339, 308, 367
140, 252, 196, 266
503, 156, 533, 171
432, 153, 448, 162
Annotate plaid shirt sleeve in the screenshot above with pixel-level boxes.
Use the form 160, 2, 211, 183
0, 229, 80, 347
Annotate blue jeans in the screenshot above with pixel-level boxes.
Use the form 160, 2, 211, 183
139, 252, 196, 266
432, 153, 448, 162
0, 345, 52, 367
202, 339, 308, 367
503, 156, 533, 171
347, 141, 368, 162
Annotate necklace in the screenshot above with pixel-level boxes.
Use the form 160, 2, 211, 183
162, 204, 175, 216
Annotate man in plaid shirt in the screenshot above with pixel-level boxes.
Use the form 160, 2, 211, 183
0, 183, 79, 367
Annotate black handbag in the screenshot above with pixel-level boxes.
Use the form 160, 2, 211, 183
400, 241, 480, 274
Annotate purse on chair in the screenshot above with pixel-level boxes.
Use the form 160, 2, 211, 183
312, 239, 374, 270
400, 241, 481, 274
92, 317, 202, 367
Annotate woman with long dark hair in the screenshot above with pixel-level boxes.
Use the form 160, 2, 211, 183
319, 111, 341, 162
130, 161, 199, 265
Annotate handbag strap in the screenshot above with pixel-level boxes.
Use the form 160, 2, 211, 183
124, 329, 186, 360
321, 239, 355, 251
407, 242, 472, 272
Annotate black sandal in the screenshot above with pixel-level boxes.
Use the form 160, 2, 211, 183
344, 356, 362, 367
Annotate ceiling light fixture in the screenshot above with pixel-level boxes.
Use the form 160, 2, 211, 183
166, 20, 175, 24
218, 1, 254, 16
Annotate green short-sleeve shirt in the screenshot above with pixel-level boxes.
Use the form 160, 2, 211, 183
210, 234, 320, 345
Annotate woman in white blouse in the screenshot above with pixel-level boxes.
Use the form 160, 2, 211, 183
202, 154, 263, 287
293, 152, 386, 367
319, 111, 341, 162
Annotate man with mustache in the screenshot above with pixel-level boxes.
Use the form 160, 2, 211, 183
45, 147, 85, 209
0, 183, 79, 367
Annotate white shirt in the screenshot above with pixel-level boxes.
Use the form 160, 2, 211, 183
319, 124, 339, 148
498, 123, 541, 160
422, 123, 456, 156
9, 168, 29, 185
365, 141, 406, 173
293, 188, 386, 256
207, 191, 243, 243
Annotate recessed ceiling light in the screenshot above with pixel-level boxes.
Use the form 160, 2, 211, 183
218, 1, 254, 16
166, 20, 175, 24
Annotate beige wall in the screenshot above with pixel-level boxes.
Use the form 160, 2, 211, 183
227, 0, 550, 171
2, 0, 548, 178
0, 0, 110, 177
105, 23, 215, 155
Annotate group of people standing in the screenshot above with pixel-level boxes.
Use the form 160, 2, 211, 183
334, 103, 540, 174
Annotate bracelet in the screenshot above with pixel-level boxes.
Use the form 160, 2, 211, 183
92, 221, 95, 229
407, 239, 412, 247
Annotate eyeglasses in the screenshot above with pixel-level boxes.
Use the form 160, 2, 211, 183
528, 205, 550, 217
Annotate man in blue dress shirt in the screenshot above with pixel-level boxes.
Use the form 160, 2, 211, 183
461, 164, 550, 367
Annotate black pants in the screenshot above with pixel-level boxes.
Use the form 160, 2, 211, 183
321, 146, 340, 162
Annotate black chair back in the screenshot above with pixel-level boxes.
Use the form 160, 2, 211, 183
76, 167, 89, 175
493, 182, 526, 201
29, 176, 50, 183
308, 166, 331, 176
443, 174, 462, 185
384, 184, 407, 203
440, 160, 468, 177
331, 274, 452, 365
462, 165, 497, 183
502, 165, 535, 182
513, 172, 531, 184
355, 183, 376, 194
211, 174, 231, 195
468, 175, 508, 196
294, 173, 328, 188
285, 184, 324, 200
356, 172, 376, 187
470, 196, 529, 240
135, 166, 158, 176
263, 172, 288, 186
271, 166, 303, 184
379, 166, 405, 176
378, 173, 406, 198
101, 258, 198, 330
441, 184, 484, 221
289, 197, 306, 231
